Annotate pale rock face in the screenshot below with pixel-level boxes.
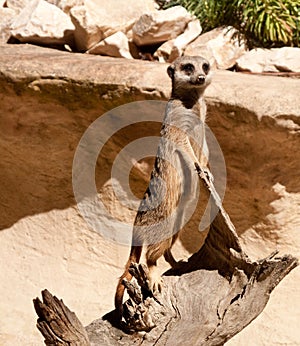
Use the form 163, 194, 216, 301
154, 39, 175, 62
185, 27, 246, 70
168, 19, 202, 62
87, 31, 133, 59
6, 0, 81, 16
70, 0, 157, 51
45, 0, 84, 14
271, 47, 300, 72
5, 0, 31, 12
155, 19, 201, 63
0, 8, 16, 43
132, 5, 192, 46
70, 5, 101, 51
236, 48, 280, 73
10, 0, 75, 45
237, 47, 300, 73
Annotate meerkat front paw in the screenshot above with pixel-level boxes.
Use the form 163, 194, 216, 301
150, 275, 163, 293
148, 268, 163, 293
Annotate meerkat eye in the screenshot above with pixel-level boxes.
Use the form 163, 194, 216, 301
202, 62, 210, 74
181, 63, 195, 74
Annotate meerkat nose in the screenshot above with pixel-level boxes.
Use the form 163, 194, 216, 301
197, 75, 206, 84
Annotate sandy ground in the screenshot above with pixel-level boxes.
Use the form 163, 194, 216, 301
0, 182, 299, 345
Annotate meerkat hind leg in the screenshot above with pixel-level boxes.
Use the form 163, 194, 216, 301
164, 248, 178, 267
164, 248, 187, 270
163, 232, 186, 269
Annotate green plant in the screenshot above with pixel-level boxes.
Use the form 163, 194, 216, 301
162, 0, 300, 48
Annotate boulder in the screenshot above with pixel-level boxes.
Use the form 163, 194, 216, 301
132, 5, 192, 46
4, 0, 30, 12
169, 19, 201, 62
236, 48, 280, 73
185, 27, 246, 70
237, 47, 300, 73
69, 5, 100, 51
154, 38, 175, 62
10, 0, 75, 46
271, 47, 300, 72
5, 0, 81, 17
45, 0, 84, 14
0, 8, 16, 43
70, 0, 157, 52
154, 19, 202, 63
87, 31, 133, 59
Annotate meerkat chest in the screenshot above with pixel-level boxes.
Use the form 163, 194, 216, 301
163, 101, 207, 161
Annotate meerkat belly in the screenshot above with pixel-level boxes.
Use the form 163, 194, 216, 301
136, 148, 199, 244
136, 159, 181, 223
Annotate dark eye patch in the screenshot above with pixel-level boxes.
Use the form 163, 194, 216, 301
202, 62, 210, 74
181, 63, 195, 74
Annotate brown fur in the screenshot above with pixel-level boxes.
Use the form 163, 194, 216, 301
115, 56, 212, 319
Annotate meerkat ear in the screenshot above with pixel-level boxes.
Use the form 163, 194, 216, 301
167, 65, 175, 79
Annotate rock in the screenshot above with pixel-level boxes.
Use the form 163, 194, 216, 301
10, 0, 75, 46
6, 0, 79, 17
155, 19, 202, 63
237, 47, 300, 73
87, 31, 133, 59
4, 0, 30, 12
69, 5, 99, 51
46, 0, 84, 14
185, 27, 246, 70
271, 47, 300, 72
185, 28, 220, 67
132, 5, 192, 46
0, 8, 16, 43
154, 38, 175, 62
169, 19, 201, 62
70, 0, 157, 52
236, 48, 280, 73
0, 44, 299, 345
128, 41, 140, 59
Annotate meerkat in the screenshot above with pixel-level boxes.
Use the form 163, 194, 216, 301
115, 56, 212, 318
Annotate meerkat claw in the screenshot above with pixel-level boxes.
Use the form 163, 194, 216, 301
148, 271, 163, 293
151, 279, 162, 293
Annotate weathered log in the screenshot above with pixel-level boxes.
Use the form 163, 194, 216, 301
33, 166, 298, 345
33, 289, 90, 346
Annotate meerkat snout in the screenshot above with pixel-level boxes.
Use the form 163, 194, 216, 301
197, 75, 206, 84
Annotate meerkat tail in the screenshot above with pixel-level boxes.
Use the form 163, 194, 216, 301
114, 245, 142, 317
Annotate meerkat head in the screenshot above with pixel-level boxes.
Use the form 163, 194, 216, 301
167, 56, 212, 92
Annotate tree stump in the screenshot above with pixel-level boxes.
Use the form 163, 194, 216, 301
33, 165, 298, 345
